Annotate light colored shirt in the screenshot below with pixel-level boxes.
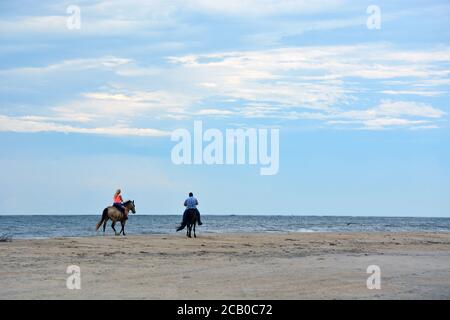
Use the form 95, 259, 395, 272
184, 196, 198, 209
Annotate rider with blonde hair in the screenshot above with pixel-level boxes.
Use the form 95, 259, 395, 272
113, 189, 128, 219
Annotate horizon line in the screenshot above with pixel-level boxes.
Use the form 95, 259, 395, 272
0, 213, 448, 218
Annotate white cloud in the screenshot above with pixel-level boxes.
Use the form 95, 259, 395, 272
375, 100, 446, 118
1, 44, 448, 133
30, 88, 200, 135
381, 90, 445, 97
410, 125, 440, 130
338, 100, 446, 120
195, 109, 236, 116
181, 0, 347, 16
0, 115, 169, 137
0, 16, 67, 34
413, 78, 450, 87
163, 45, 450, 122
327, 118, 431, 130
327, 100, 446, 129
363, 118, 429, 129
0, 56, 131, 75
168, 44, 450, 80
0, 0, 176, 36
76, 89, 197, 114
0, 0, 348, 38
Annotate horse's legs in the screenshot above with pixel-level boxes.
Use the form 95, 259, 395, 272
102, 218, 108, 233
193, 222, 196, 238
111, 221, 118, 235
120, 221, 126, 236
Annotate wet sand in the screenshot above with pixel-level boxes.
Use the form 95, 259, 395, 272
1, 232, 449, 299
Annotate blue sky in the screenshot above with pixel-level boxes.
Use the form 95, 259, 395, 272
0, 0, 449, 216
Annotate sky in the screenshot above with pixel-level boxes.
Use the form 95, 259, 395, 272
0, 0, 449, 216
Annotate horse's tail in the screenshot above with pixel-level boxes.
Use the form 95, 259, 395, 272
96, 208, 108, 231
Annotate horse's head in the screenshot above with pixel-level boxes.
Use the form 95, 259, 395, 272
124, 200, 136, 214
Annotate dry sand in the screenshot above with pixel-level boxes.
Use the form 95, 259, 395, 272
1, 232, 449, 299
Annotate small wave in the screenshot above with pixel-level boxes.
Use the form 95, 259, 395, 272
296, 228, 315, 233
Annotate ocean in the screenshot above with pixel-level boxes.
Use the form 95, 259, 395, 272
0, 215, 449, 239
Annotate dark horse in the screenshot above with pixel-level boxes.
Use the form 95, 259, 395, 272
95, 200, 136, 236
185, 208, 198, 238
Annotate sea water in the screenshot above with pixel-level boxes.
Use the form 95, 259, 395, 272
0, 215, 449, 239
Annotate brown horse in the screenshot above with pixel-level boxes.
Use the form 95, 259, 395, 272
95, 200, 136, 236
185, 209, 198, 238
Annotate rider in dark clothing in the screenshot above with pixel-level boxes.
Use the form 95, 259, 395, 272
176, 192, 203, 231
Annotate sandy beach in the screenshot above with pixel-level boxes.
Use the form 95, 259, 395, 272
1, 232, 449, 299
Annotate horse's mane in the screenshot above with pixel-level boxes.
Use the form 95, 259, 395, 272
123, 200, 132, 205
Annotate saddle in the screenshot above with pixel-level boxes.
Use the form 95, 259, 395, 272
113, 203, 125, 214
